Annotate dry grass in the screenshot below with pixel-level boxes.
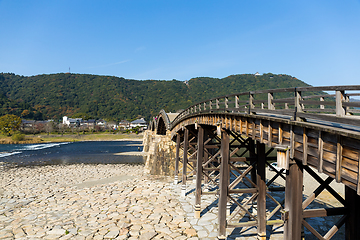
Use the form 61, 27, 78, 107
0, 133, 143, 144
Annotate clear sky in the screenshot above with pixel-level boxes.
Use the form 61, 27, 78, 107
1, 0, 359, 86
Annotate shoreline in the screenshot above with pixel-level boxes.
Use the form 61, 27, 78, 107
0, 133, 144, 145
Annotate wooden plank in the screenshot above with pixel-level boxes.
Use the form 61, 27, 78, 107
323, 141, 337, 154
343, 138, 360, 151
307, 136, 318, 146
322, 159, 336, 176
297, 112, 360, 127
341, 167, 357, 186
299, 99, 336, 106
342, 156, 358, 173
303, 208, 347, 218
343, 147, 360, 161
323, 149, 337, 164
342, 178, 357, 191
336, 135, 343, 183
303, 128, 308, 165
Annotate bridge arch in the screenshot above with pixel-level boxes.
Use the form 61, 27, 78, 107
156, 109, 171, 135
149, 117, 157, 131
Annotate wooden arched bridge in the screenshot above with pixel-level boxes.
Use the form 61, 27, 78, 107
148, 85, 360, 240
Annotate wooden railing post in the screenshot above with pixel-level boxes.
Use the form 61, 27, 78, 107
249, 92, 255, 114
225, 97, 229, 110
182, 127, 189, 197
294, 88, 303, 121
235, 95, 239, 109
336, 90, 346, 117
195, 125, 204, 218
268, 92, 275, 110
216, 99, 220, 109
218, 129, 229, 239
320, 97, 325, 110
210, 100, 213, 111
174, 133, 180, 184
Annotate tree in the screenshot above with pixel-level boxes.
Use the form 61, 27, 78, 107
0, 114, 22, 136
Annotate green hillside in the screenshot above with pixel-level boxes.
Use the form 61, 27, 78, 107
0, 72, 310, 121
0, 92, 44, 120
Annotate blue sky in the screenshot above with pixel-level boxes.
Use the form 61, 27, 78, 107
0, 0, 359, 86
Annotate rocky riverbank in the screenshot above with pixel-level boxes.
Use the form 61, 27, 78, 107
0, 164, 198, 239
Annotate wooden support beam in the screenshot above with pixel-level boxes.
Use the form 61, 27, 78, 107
182, 127, 189, 197
249, 139, 257, 185
252, 120, 256, 140
174, 133, 180, 184
303, 207, 347, 218
318, 131, 324, 173
336, 135, 343, 183
358, 152, 360, 195
345, 186, 360, 240
284, 160, 303, 240
290, 125, 295, 159
257, 142, 267, 240
195, 126, 204, 218
260, 119, 263, 142
279, 123, 283, 145
268, 121, 272, 147
303, 128, 308, 165
304, 165, 346, 206
218, 129, 229, 239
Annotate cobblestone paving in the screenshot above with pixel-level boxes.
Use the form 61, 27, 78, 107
0, 164, 346, 239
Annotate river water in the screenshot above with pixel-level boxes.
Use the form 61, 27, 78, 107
0, 141, 144, 167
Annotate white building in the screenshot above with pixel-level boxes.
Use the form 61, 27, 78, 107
62, 116, 82, 126
130, 118, 147, 129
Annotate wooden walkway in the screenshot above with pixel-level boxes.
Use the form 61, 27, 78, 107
150, 85, 360, 240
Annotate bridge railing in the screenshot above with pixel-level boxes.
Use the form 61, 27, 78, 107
171, 85, 360, 130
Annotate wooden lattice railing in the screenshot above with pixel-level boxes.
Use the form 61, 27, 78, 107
171, 85, 360, 130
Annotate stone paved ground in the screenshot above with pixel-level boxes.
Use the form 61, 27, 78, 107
0, 164, 198, 239
0, 164, 346, 239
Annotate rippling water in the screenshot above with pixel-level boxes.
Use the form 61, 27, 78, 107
0, 141, 144, 167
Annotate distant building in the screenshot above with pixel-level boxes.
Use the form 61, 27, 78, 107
82, 119, 96, 129
63, 116, 82, 127
130, 118, 147, 129
97, 119, 106, 127
119, 120, 130, 129
254, 72, 261, 76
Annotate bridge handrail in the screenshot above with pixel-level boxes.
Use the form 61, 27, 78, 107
170, 85, 360, 130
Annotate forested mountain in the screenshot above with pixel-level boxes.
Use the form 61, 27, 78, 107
0, 92, 44, 120
0, 72, 310, 121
